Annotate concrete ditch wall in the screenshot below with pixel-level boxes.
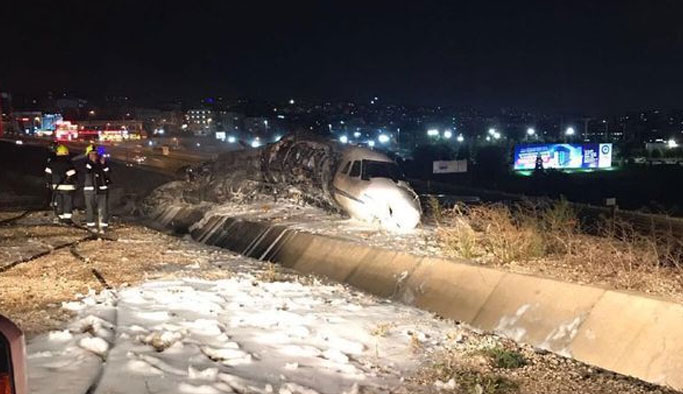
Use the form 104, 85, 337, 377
150, 205, 683, 391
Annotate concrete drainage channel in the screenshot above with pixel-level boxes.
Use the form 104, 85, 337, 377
149, 204, 683, 391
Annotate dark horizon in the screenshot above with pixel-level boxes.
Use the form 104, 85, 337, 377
3, 0, 683, 115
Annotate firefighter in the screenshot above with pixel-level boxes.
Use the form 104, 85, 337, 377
45, 144, 77, 223
44, 142, 58, 211
83, 146, 111, 232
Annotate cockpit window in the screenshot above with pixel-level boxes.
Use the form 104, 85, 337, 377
349, 161, 361, 177
341, 161, 351, 175
361, 160, 403, 181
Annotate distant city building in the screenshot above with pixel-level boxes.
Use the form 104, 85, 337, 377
73, 120, 145, 142
215, 111, 244, 134
185, 109, 214, 136
135, 108, 183, 135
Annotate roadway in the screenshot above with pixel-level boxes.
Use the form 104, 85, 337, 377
1, 136, 214, 176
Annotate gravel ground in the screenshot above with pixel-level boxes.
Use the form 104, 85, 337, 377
0, 211, 679, 393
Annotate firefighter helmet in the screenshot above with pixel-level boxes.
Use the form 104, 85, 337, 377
55, 145, 69, 156
85, 144, 95, 155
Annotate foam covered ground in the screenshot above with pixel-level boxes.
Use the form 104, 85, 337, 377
192, 199, 442, 258
28, 272, 451, 394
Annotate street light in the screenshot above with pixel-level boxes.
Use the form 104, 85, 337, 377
488, 128, 496, 135
289, 99, 295, 105
527, 128, 535, 136
456, 134, 464, 142
565, 127, 575, 136
493, 132, 501, 140
378, 134, 390, 144
443, 130, 453, 139
339, 135, 349, 144
668, 139, 678, 148
353, 131, 361, 138
368, 140, 376, 147
227, 136, 236, 143
427, 129, 439, 137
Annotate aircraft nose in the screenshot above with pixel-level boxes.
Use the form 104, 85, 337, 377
383, 189, 421, 230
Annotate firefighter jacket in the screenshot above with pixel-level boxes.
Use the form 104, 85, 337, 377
45, 156, 77, 191
83, 159, 111, 193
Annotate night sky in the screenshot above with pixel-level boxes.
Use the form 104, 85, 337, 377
3, 0, 683, 113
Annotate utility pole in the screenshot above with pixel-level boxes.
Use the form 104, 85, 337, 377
582, 118, 591, 141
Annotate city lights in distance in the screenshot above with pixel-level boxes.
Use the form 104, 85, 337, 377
566, 127, 575, 136
227, 136, 236, 143
527, 128, 535, 136
488, 128, 496, 135
251, 139, 261, 148
668, 139, 678, 148
443, 130, 453, 139
457, 134, 464, 142
353, 131, 361, 138
427, 129, 439, 136
367, 140, 376, 147
378, 134, 390, 144
339, 135, 349, 144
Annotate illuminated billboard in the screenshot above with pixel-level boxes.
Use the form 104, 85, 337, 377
513, 143, 612, 170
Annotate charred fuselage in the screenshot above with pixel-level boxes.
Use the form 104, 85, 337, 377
145, 135, 422, 231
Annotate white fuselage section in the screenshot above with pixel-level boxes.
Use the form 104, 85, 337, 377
332, 147, 421, 231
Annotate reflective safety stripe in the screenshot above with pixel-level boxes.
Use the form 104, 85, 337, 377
98, 186, 108, 190
59, 213, 72, 219
86, 163, 92, 169
103, 167, 110, 172
44, 167, 52, 173
83, 186, 95, 191
66, 169, 76, 176
86, 222, 96, 227
99, 223, 109, 227
54, 184, 76, 191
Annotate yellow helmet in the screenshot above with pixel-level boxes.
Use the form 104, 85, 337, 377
56, 145, 69, 156
85, 144, 94, 155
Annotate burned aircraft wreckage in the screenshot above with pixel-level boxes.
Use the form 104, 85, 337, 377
145, 135, 422, 231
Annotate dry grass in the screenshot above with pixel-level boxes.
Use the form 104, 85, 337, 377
435, 200, 683, 302
255, 262, 293, 283
371, 322, 394, 337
